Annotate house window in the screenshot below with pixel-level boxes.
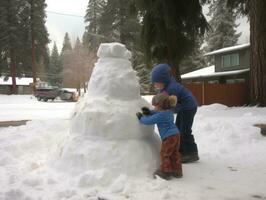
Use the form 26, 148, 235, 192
222, 53, 239, 68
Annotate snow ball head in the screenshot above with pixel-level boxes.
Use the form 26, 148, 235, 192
97, 42, 131, 59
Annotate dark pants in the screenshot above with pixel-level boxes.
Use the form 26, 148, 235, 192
175, 108, 198, 155
160, 135, 182, 173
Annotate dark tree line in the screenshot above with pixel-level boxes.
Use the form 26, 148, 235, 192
1, 0, 265, 105
0, 0, 49, 94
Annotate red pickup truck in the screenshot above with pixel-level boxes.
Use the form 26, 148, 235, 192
34, 88, 78, 102
34, 88, 59, 102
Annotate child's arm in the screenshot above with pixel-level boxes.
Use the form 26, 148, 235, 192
141, 107, 157, 116
139, 113, 160, 125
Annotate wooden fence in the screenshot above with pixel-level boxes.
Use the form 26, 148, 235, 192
184, 82, 249, 106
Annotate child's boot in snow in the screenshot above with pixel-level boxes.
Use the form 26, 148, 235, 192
153, 170, 172, 180
171, 170, 183, 178
181, 152, 199, 163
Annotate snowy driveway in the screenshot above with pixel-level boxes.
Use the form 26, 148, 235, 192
0, 95, 75, 121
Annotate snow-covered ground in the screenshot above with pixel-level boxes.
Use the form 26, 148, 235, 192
0, 94, 266, 200
0, 95, 75, 121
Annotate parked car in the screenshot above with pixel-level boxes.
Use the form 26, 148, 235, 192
34, 88, 59, 102
59, 88, 79, 102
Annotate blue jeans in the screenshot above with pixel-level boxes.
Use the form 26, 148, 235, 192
175, 108, 198, 155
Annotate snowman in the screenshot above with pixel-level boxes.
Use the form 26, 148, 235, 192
59, 43, 160, 184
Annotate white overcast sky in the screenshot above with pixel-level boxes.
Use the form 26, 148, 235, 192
45, 1, 250, 52
46, 0, 88, 52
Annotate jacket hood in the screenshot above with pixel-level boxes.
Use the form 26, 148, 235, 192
151, 63, 172, 85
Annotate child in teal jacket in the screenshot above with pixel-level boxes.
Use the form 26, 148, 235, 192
137, 93, 183, 180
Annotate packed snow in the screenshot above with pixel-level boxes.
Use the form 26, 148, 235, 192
1, 96, 266, 200
58, 43, 160, 179
0, 42, 266, 200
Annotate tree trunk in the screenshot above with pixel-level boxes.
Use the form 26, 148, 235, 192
10, 49, 17, 94
31, 31, 37, 92
166, 30, 181, 83
118, 0, 126, 44
31, 0, 37, 93
249, 0, 266, 106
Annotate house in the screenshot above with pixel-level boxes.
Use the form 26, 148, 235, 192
0, 76, 34, 94
181, 43, 250, 106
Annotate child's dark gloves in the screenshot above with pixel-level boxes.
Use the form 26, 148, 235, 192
136, 112, 143, 120
141, 107, 151, 115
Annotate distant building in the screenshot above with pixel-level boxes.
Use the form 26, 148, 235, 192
181, 43, 250, 106
0, 77, 34, 94
182, 43, 250, 83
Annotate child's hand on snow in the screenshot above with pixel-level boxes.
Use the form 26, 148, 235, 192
141, 107, 151, 115
136, 112, 143, 120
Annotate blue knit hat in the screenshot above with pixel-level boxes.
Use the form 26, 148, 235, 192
151, 63, 172, 85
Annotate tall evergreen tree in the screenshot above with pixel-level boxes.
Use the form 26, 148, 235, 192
227, 0, 266, 106
84, 0, 106, 51
37, 46, 50, 81
48, 43, 62, 86
135, 0, 209, 80
98, 0, 152, 92
98, 0, 141, 49
0, 0, 49, 93
179, 37, 207, 74
61, 32, 72, 53
205, 0, 241, 53
0, 0, 28, 93
84, 0, 150, 92
24, 0, 49, 89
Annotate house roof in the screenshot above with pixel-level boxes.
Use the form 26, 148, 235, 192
0, 77, 33, 86
181, 66, 249, 80
204, 43, 250, 56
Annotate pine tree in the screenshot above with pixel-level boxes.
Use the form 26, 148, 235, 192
61, 32, 72, 53
135, 0, 209, 80
205, 0, 241, 53
0, 0, 28, 93
97, 0, 152, 91
37, 46, 50, 81
179, 37, 207, 74
98, 0, 141, 49
48, 43, 62, 86
134, 62, 152, 94
84, 0, 106, 51
0, 0, 49, 93
24, 0, 49, 89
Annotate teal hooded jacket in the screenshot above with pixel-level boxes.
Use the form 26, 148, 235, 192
140, 110, 180, 140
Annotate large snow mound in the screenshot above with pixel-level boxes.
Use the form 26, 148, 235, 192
59, 43, 160, 181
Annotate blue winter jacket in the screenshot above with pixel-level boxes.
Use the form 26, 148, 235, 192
140, 111, 180, 141
151, 63, 198, 111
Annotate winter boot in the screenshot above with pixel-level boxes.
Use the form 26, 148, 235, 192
153, 170, 172, 180
171, 171, 183, 178
181, 152, 199, 163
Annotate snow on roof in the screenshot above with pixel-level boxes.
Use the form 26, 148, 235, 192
181, 66, 249, 80
205, 43, 250, 56
181, 65, 215, 79
0, 77, 33, 86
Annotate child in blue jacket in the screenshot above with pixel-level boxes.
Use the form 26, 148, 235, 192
151, 63, 199, 163
136, 93, 182, 180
